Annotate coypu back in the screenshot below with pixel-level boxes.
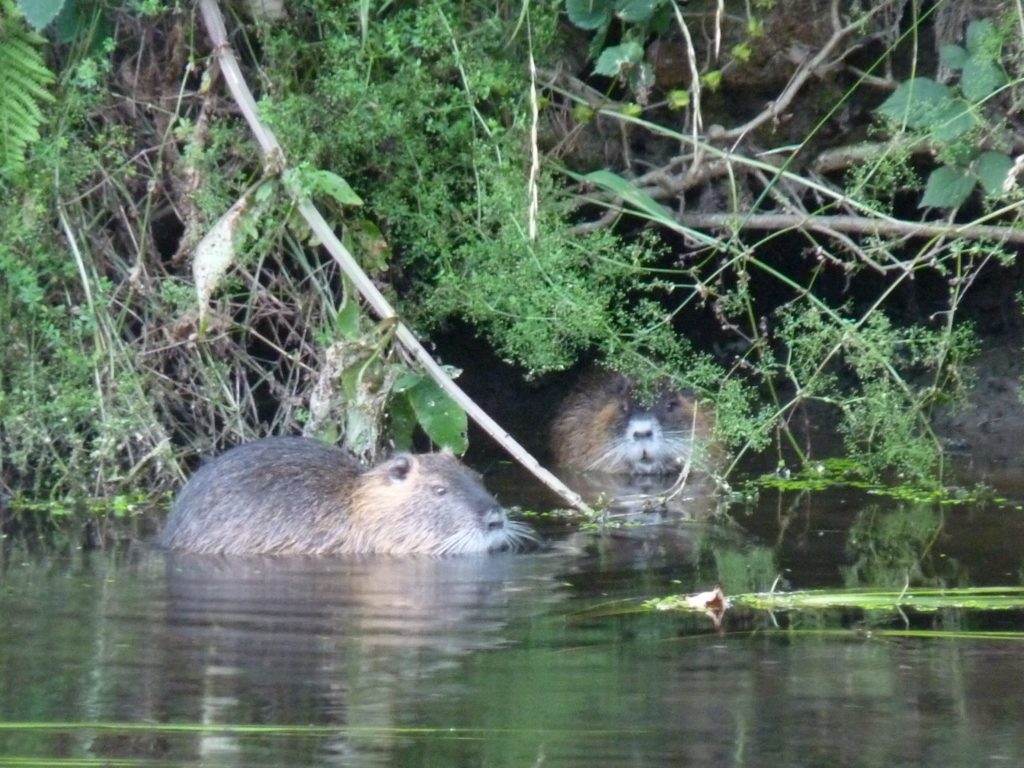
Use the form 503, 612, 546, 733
160, 437, 534, 556
550, 370, 718, 475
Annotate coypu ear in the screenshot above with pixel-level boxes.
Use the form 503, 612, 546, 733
385, 455, 414, 482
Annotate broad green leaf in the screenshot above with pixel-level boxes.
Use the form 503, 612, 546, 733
961, 56, 1006, 102
876, 77, 954, 129
614, 0, 663, 23
335, 282, 361, 339
393, 370, 424, 393
974, 151, 1013, 197
389, 391, 417, 452
594, 41, 643, 77
566, 0, 613, 30
307, 169, 363, 206
406, 378, 468, 453
919, 165, 975, 209
965, 18, 999, 57
939, 44, 968, 70
18, 0, 66, 30
929, 98, 977, 142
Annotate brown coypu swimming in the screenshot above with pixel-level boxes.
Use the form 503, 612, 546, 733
550, 370, 718, 476
160, 437, 535, 556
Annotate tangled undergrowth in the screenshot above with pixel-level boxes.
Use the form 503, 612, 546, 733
1, 0, 1022, 500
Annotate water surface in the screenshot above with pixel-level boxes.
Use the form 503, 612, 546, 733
2, 481, 1024, 767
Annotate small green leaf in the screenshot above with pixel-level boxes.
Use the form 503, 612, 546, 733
621, 102, 642, 117
965, 18, 999, 57
730, 41, 752, 63
939, 44, 968, 70
667, 88, 690, 109
920, 166, 976, 209
307, 169, 363, 206
406, 378, 468, 453
572, 103, 595, 123
566, 0, 613, 31
961, 56, 1006, 103
700, 70, 722, 91
18, 0, 66, 30
594, 41, 643, 77
974, 151, 1013, 197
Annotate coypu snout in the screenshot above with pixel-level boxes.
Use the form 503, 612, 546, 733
550, 371, 719, 476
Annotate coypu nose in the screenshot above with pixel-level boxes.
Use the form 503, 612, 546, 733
481, 507, 505, 530
628, 416, 658, 442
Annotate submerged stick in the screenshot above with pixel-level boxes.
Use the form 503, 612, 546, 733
196, 0, 594, 515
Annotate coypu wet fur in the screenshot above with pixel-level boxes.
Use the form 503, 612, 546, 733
550, 370, 717, 475
160, 437, 534, 555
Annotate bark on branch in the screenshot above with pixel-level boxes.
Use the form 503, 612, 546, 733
197, 0, 594, 515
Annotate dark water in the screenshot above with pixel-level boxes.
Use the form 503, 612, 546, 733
3, 478, 1024, 767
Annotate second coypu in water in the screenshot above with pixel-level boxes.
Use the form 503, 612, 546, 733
160, 437, 535, 556
550, 370, 718, 475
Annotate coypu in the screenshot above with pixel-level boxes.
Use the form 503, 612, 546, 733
550, 370, 718, 475
160, 437, 535, 556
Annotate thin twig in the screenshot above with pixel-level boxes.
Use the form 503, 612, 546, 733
722, 0, 884, 143
196, 0, 594, 514
670, 211, 1024, 248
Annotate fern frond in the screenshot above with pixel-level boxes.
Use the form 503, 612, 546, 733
0, 11, 56, 180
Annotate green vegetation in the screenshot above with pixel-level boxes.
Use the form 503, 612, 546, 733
0, 0, 55, 180
649, 586, 1024, 615
1, 1, 1023, 503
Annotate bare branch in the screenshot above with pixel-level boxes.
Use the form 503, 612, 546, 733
673, 211, 1024, 248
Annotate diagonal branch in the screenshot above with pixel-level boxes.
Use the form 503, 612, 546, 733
197, 0, 594, 515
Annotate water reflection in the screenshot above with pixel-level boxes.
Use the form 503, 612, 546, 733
161, 552, 569, 765
1, 481, 1024, 767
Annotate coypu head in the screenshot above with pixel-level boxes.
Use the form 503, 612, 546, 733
551, 371, 716, 476
346, 452, 536, 556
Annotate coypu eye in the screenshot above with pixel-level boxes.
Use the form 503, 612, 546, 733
433, 485, 447, 496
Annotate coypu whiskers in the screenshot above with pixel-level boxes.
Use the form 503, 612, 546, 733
160, 437, 536, 556
551, 370, 719, 476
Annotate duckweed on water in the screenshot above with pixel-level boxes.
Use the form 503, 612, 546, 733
749, 457, 1008, 508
